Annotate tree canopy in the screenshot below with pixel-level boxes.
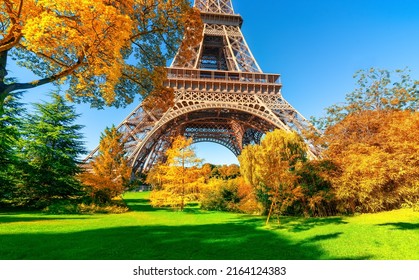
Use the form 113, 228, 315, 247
313, 68, 418, 131
316, 68, 419, 213
0, 0, 202, 112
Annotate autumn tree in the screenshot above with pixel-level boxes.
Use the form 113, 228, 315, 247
18, 92, 85, 207
79, 126, 131, 204
216, 164, 240, 180
147, 135, 202, 211
0, 0, 202, 114
239, 130, 307, 224
313, 68, 418, 131
316, 68, 419, 213
324, 110, 419, 213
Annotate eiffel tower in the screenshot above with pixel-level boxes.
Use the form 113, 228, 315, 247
85, 0, 319, 174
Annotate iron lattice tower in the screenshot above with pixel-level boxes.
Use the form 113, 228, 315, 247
85, 0, 320, 174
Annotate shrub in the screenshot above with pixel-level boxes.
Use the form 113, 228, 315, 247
200, 177, 261, 214
43, 198, 129, 214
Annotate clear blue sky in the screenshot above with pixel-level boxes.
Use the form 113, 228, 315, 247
14, 0, 419, 165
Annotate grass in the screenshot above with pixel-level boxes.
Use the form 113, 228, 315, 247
0, 192, 418, 260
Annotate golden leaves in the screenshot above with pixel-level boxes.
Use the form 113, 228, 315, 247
147, 135, 203, 210
324, 110, 419, 212
79, 126, 130, 201
238, 130, 308, 222
1, 0, 193, 108
173, 7, 203, 66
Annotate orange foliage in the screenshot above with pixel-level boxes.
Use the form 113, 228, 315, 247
239, 130, 307, 222
173, 7, 203, 65
147, 135, 203, 210
0, 0, 199, 108
79, 126, 131, 203
324, 110, 419, 212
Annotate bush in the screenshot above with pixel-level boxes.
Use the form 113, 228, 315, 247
201, 178, 238, 212
43, 198, 129, 214
77, 203, 129, 214
43, 200, 81, 214
200, 178, 261, 214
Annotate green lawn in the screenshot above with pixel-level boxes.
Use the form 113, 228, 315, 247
0, 192, 418, 260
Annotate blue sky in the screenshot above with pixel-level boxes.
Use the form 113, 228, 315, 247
14, 0, 419, 165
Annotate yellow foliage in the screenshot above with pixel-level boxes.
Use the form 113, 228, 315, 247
239, 129, 307, 222
324, 110, 419, 212
1, 0, 198, 107
79, 126, 131, 203
147, 135, 203, 210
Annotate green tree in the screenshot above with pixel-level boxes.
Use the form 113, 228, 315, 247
19, 92, 85, 207
79, 126, 131, 204
0, 0, 202, 114
148, 135, 202, 211
294, 160, 338, 217
0, 91, 24, 204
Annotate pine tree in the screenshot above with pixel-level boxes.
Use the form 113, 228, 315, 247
20, 92, 85, 207
0, 92, 25, 205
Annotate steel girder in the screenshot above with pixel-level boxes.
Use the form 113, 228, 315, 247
194, 0, 235, 14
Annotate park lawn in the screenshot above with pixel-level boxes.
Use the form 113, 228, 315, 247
0, 192, 417, 260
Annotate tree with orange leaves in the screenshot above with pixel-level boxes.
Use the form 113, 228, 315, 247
147, 135, 203, 211
324, 110, 419, 213
79, 126, 131, 204
0, 0, 202, 114
316, 68, 419, 213
239, 130, 307, 224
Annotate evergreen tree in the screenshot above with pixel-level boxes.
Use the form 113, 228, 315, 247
0, 93, 25, 205
20, 92, 85, 207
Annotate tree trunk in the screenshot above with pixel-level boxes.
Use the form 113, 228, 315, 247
180, 150, 185, 211
266, 200, 276, 225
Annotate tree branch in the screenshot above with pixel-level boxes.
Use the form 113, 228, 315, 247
2, 56, 84, 95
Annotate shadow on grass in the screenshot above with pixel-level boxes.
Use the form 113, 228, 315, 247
304, 232, 344, 243
377, 222, 419, 231
0, 197, 373, 260
0, 220, 358, 260
0, 215, 91, 224
270, 217, 348, 232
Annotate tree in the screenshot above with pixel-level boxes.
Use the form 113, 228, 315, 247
0, 0, 202, 113
324, 110, 419, 213
19, 92, 85, 207
147, 135, 202, 211
217, 164, 240, 180
294, 159, 338, 217
239, 130, 307, 224
79, 126, 131, 204
313, 68, 418, 131
0, 91, 24, 204
315, 68, 419, 213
